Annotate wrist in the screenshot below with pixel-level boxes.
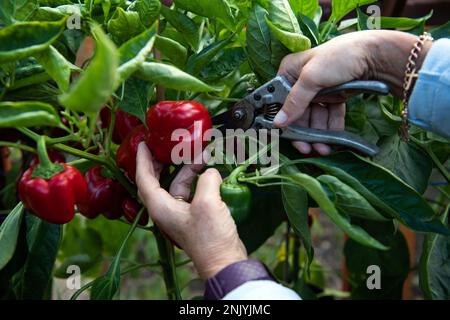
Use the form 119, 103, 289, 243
194, 252, 248, 280
366, 30, 432, 97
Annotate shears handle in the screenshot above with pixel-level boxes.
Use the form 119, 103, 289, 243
251, 76, 390, 156
255, 118, 380, 157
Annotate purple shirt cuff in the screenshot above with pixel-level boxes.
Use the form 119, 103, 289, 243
204, 260, 276, 300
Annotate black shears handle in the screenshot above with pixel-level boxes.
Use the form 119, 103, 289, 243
251, 76, 390, 157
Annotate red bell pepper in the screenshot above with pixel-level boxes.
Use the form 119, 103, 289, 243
101, 108, 142, 144
116, 125, 147, 182
18, 138, 87, 224
145, 101, 212, 164
122, 197, 148, 226
78, 166, 127, 220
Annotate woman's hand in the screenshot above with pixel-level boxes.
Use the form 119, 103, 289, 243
136, 143, 247, 279
275, 30, 432, 155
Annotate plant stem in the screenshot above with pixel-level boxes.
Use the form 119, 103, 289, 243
17, 127, 40, 141
426, 145, 450, 184
48, 135, 77, 145
153, 226, 182, 300
228, 165, 248, 184
0, 141, 36, 153
292, 235, 301, 284
283, 222, 291, 283
105, 106, 116, 157
70, 260, 161, 300
36, 136, 53, 168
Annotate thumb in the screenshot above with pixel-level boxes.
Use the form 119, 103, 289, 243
274, 75, 320, 127
192, 168, 223, 205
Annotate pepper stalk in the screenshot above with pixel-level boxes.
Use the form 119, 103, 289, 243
31, 136, 65, 179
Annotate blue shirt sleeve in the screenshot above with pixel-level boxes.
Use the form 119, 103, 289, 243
409, 38, 450, 139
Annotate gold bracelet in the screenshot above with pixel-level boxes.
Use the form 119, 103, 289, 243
400, 32, 434, 141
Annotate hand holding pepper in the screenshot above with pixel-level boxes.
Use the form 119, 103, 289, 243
136, 143, 247, 279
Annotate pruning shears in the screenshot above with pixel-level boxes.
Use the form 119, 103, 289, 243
211, 76, 390, 157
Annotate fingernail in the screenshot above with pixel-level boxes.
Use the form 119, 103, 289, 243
274, 110, 288, 126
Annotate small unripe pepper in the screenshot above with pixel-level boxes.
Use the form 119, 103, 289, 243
220, 167, 252, 224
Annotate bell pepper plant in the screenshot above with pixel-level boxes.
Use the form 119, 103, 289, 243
0, 0, 449, 302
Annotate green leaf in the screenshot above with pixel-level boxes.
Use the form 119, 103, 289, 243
0, 19, 66, 63
238, 185, 285, 254
289, 0, 318, 20
344, 220, 409, 299
419, 205, 450, 300
357, 8, 433, 31
330, 0, 377, 23
266, 0, 295, 71
374, 135, 433, 194
318, 175, 389, 222
429, 21, 450, 40
0, 0, 39, 24
35, 46, 74, 92
286, 170, 388, 250
200, 47, 247, 81
107, 7, 145, 44
265, 17, 311, 52
346, 96, 398, 142
129, 0, 161, 27
91, 208, 143, 300
187, 36, 233, 76
281, 165, 313, 264
297, 13, 320, 46
160, 6, 200, 51
137, 62, 220, 92
90, 269, 120, 300
268, 0, 301, 33
117, 77, 150, 123
59, 24, 119, 114
0, 101, 61, 127
118, 23, 157, 82
12, 213, 61, 299
173, 0, 235, 30
246, 4, 277, 82
154, 35, 188, 68
0, 203, 24, 271
300, 152, 450, 236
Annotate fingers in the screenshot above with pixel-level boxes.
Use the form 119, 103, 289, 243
169, 162, 205, 201
310, 104, 331, 155
291, 103, 346, 156
277, 51, 311, 84
136, 143, 181, 223
274, 73, 320, 127
191, 168, 223, 206
292, 108, 312, 154
328, 102, 346, 131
